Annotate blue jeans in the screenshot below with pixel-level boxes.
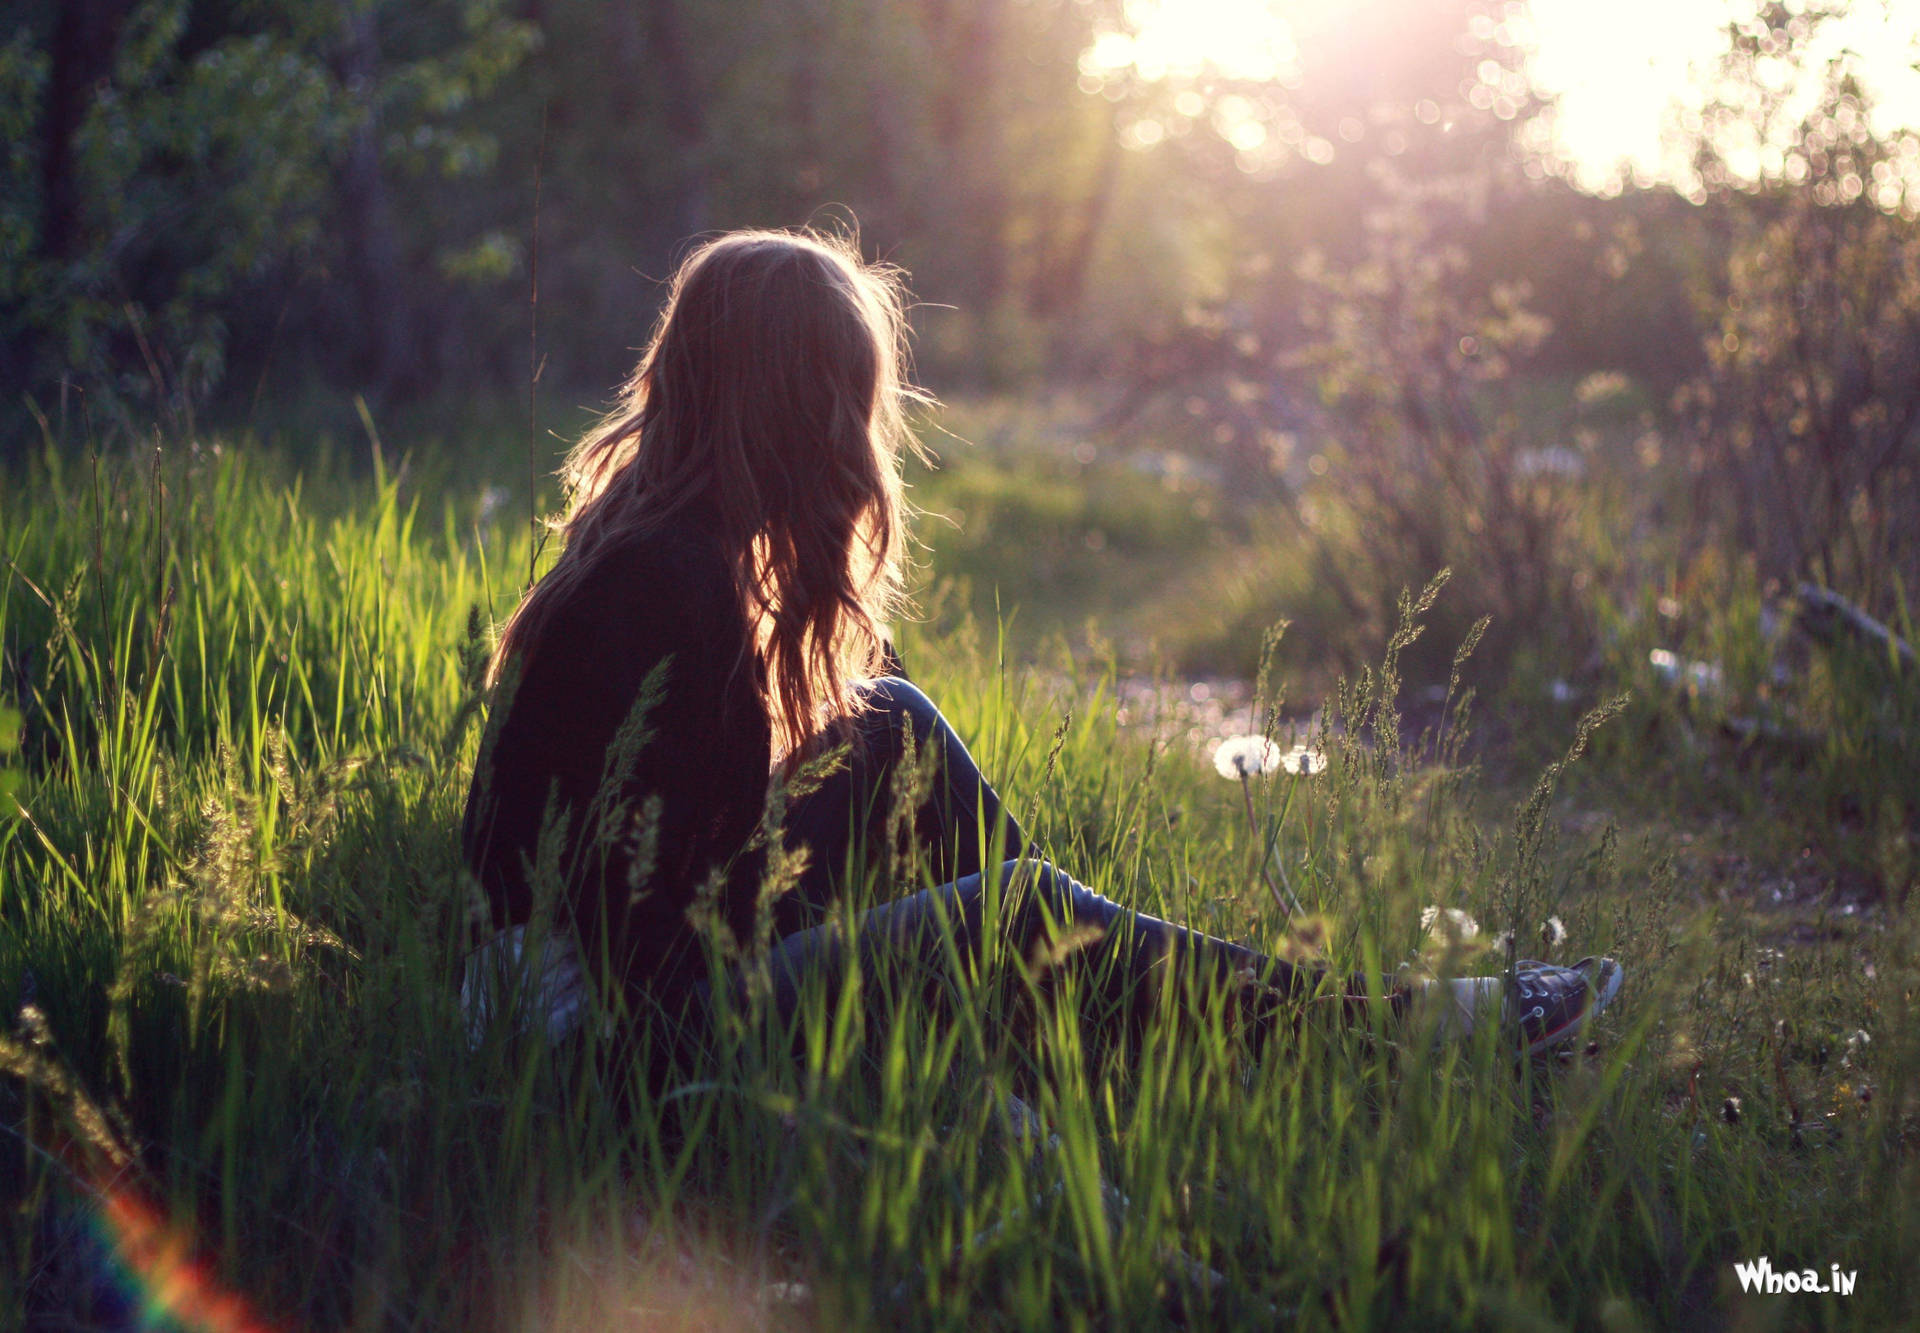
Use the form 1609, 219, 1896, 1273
757, 677, 1398, 1029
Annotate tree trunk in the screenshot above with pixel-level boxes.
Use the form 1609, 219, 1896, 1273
1030, 114, 1121, 317
7, 0, 130, 414
924, 0, 1006, 306
788, 0, 825, 205
337, 2, 413, 397
644, 0, 709, 240
606, 3, 644, 122
39, 0, 131, 264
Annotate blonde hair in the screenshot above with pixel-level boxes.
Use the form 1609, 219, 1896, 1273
489, 228, 926, 764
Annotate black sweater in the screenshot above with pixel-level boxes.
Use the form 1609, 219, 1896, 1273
461, 507, 770, 1003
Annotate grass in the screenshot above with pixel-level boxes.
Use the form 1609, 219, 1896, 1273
1, 434, 1916, 1330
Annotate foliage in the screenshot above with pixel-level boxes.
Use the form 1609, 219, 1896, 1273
1676, 4, 1920, 622
2, 0, 536, 434
1282, 168, 1610, 680
0, 704, 19, 812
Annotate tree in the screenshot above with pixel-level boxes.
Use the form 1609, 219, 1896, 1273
1678, 1, 1920, 617
0, 0, 534, 442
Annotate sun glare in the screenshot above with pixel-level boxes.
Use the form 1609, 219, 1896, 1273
1087, 0, 1920, 191
1083, 0, 1300, 84
1522, 0, 1722, 186
1532, 0, 1920, 190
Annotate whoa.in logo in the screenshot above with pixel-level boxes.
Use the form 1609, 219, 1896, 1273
1733, 1256, 1857, 1296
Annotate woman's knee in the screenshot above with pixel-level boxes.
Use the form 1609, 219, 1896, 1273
993, 859, 1124, 930
856, 674, 939, 728
853, 675, 953, 760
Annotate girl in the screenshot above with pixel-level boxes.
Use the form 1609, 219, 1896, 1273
460, 228, 1621, 1064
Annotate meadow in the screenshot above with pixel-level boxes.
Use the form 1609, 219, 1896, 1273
1, 415, 1915, 1331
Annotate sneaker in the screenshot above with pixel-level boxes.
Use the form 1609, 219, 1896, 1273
1509, 956, 1624, 1056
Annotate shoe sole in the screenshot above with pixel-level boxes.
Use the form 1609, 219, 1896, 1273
1521, 960, 1624, 1058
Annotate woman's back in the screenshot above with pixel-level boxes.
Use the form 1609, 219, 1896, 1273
460, 502, 771, 1005
463, 228, 921, 1016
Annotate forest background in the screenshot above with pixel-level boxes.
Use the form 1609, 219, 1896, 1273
7, 0, 1919, 689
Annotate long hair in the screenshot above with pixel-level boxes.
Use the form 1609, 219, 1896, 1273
488, 228, 926, 765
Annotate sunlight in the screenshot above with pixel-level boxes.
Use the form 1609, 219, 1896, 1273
1082, 0, 1300, 84
1086, 0, 1920, 191
1533, 0, 1920, 191
1523, 0, 1732, 187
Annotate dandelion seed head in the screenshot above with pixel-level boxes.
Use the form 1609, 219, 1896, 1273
1420, 905, 1480, 941
1213, 734, 1281, 779
1278, 745, 1327, 776
1543, 915, 1567, 948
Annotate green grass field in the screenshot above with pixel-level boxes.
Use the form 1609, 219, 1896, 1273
2, 432, 1915, 1330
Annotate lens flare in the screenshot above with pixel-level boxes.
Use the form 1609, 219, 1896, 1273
90, 1186, 280, 1333
42, 1157, 282, 1333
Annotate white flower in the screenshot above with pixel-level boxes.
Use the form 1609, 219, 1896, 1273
1213, 734, 1281, 779
1277, 745, 1327, 776
1420, 905, 1480, 941
1543, 915, 1567, 949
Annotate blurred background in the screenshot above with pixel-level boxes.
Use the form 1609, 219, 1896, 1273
3, 0, 1917, 700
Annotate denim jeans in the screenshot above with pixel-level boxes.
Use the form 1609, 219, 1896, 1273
759, 677, 1396, 1026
